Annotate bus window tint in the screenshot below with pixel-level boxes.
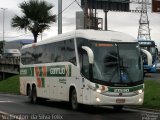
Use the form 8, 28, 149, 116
64, 39, 76, 65
55, 41, 65, 62
91, 42, 119, 83
21, 39, 76, 65
44, 43, 56, 63
34, 45, 43, 63
21, 47, 35, 65
76, 38, 89, 70
82, 53, 90, 79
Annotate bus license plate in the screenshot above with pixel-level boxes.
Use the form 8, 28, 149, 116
116, 99, 125, 103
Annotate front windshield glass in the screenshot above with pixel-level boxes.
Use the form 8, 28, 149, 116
141, 46, 157, 63
90, 42, 143, 86
141, 46, 155, 56
91, 42, 120, 83
77, 38, 143, 86
118, 44, 143, 84
149, 47, 156, 55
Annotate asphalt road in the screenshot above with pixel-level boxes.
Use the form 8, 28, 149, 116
145, 73, 160, 81
0, 94, 160, 120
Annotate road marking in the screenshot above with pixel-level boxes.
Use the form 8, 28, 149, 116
0, 101, 13, 103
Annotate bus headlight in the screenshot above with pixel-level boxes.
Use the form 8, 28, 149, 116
135, 89, 143, 95
96, 97, 101, 102
96, 89, 102, 93
138, 89, 143, 94
153, 64, 156, 67
139, 98, 142, 102
88, 84, 108, 94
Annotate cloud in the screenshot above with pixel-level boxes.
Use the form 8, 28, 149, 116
0, 0, 159, 51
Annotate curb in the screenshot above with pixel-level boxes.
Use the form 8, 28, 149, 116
125, 106, 160, 113
0, 92, 20, 95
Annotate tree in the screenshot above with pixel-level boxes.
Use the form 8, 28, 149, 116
11, 0, 56, 43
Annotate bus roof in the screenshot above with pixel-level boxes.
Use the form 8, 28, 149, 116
22, 30, 137, 49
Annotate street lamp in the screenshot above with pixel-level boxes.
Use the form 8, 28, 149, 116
1, 8, 7, 54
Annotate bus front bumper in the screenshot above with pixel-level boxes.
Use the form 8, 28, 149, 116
90, 92, 144, 106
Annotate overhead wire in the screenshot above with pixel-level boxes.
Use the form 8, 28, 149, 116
55, 0, 77, 17
75, 0, 83, 10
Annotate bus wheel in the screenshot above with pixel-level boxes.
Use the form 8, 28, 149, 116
27, 87, 32, 103
113, 105, 123, 111
32, 87, 37, 104
71, 89, 78, 110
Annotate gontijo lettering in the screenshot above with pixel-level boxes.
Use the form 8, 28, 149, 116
47, 65, 71, 77
20, 69, 27, 75
50, 67, 66, 75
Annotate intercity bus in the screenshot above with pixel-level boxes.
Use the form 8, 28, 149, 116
20, 30, 149, 110
138, 40, 158, 73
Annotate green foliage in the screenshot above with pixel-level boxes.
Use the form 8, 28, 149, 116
0, 75, 19, 94
143, 80, 160, 109
11, 0, 56, 43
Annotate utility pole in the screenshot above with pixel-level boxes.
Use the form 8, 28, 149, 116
1, 8, 7, 54
58, 0, 62, 34
84, 0, 88, 29
104, 10, 108, 31
1, 8, 7, 80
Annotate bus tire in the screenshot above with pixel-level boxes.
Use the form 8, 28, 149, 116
27, 86, 32, 103
113, 105, 123, 111
32, 86, 38, 104
70, 88, 78, 110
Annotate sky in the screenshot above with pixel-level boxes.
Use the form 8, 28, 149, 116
0, 0, 160, 49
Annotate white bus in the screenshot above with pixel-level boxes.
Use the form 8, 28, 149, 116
20, 30, 146, 110
4, 49, 20, 57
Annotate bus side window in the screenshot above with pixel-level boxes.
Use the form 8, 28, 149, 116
77, 38, 90, 78
81, 53, 90, 79
55, 41, 64, 62
21, 47, 34, 65
64, 39, 76, 65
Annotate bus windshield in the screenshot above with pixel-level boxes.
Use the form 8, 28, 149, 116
138, 40, 158, 64
90, 42, 143, 86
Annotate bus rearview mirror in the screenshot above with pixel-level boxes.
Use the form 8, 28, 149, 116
141, 49, 152, 66
81, 46, 94, 64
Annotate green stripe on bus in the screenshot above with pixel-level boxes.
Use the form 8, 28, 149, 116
41, 78, 45, 87
47, 65, 71, 77
20, 65, 71, 77
20, 67, 34, 76
108, 84, 144, 93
